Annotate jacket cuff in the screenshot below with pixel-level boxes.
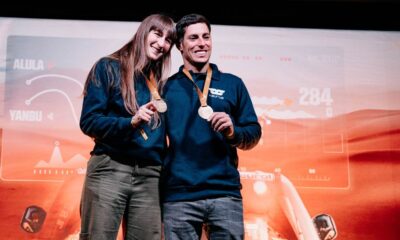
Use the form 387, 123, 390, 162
226, 126, 242, 146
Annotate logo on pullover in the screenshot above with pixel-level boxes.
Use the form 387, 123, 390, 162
209, 88, 225, 99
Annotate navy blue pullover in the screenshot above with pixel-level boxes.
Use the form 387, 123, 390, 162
80, 57, 166, 165
162, 64, 261, 202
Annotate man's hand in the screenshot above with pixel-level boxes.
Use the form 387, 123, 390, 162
209, 112, 234, 138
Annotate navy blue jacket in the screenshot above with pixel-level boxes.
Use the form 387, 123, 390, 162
80, 57, 166, 165
162, 63, 261, 202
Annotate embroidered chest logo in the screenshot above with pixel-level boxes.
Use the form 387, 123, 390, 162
209, 88, 225, 99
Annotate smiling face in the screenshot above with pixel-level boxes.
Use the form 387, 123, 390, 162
178, 22, 212, 73
146, 28, 173, 61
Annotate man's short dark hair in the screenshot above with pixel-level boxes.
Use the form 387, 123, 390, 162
175, 14, 211, 48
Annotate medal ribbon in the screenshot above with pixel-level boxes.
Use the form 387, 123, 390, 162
182, 66, 212, 107
145, 71, 162, 101
139, 71, 159, 140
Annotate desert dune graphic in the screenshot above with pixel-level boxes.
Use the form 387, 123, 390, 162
34, 141, 87, 175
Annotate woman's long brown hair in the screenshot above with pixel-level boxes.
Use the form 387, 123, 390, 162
84, 14, 175, 128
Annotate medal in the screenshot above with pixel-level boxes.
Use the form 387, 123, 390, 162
145, 72, 167, 113
182, 67, 214, 121
198, 105, 213, 120
154, 99, 167, 113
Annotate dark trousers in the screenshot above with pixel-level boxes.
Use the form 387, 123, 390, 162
163, 197, 244, 240
79, 154, 161, 240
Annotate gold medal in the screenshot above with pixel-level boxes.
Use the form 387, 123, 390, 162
154, 99, 167, 113
198, 105, 213, 120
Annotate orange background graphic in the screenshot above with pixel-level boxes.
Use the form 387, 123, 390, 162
0, 18, 399, 239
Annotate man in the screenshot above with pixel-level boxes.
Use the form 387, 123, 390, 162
162, 14, 261, 240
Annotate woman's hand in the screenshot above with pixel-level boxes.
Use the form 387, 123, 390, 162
131, 102, 157, 127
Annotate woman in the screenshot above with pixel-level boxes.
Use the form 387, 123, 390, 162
79, 14, 175, 240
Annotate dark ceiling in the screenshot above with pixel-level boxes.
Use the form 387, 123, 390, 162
1, 0, 400, 31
